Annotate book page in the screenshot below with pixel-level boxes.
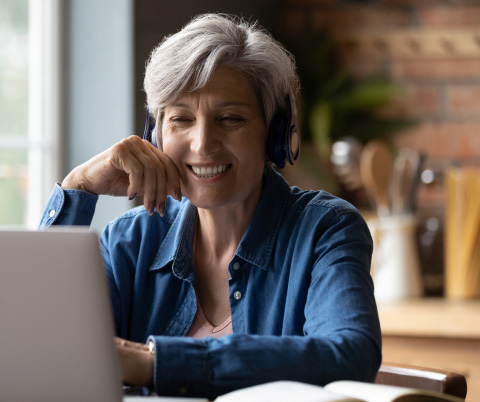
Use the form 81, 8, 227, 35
216, 381, 363, 402
325, 381, 463, 402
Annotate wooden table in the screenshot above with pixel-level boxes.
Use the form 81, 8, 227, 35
378, 299, 480, 401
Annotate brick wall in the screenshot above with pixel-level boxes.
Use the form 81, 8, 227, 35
281, 0, 480, 210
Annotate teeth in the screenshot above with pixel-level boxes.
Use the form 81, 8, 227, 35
192, 164, 228, 177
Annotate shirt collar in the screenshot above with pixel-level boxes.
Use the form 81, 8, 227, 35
149, 199, 196, 280
235, 166, 290, 270
149, 166, 290, 274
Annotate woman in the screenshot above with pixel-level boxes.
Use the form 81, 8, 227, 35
39, 14, 381, 399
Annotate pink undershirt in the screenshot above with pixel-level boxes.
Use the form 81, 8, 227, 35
186, 298, 233, 339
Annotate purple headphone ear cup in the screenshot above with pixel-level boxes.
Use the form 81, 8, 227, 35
285, 94, 300, 165
150, 126, 157, 148
267, 113, 288, 168
143, 108, 158, 148
266, 93, 300, 168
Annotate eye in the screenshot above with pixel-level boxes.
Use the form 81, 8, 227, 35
167, 116, 194, 129
218, 115, 245, 124
171, 117, 192, 123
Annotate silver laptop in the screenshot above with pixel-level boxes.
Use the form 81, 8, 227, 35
0, 228, 206, 402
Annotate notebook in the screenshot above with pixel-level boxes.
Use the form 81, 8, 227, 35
0, 227, 207, 402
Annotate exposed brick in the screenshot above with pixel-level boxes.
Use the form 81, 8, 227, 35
340, 58, 388, 79
393, 121, 480, 159
376, 84, 442, 119
447, 85, 480, 120
282, 0, 480, 187
392, 58, 480, 81
418, 5, 480, 28
312, 8, 411, 31
284, 0, 337, 5
377, 0, 445, 5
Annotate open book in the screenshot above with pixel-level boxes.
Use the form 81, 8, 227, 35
215, 380, 464, 402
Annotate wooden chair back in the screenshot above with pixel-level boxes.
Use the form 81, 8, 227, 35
375, 362, 467, 400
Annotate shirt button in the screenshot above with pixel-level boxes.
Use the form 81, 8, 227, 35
233, 262, 240, 270
234, 291, 242, 300
49, 210, 56, 218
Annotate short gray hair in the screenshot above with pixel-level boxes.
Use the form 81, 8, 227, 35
143, 13, 300, 127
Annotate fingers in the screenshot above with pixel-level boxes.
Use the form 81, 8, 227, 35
111, 136, 182, 216
142, 144, 182, 215
114, 336, 149, 352
114, 337, 154, 386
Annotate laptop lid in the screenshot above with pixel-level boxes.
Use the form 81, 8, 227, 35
0, 227, 123, 402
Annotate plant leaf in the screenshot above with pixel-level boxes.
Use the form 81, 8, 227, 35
310, 102, 332, 156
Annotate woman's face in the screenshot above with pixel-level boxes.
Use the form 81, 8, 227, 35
161, 66, 267, 211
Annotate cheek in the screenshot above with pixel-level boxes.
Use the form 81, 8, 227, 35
248, 131, 268, 161
161, 130, 182, 162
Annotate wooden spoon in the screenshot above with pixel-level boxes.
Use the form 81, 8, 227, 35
360, 139, 393, 216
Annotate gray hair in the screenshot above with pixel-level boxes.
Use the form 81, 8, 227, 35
143, 13, 300, 127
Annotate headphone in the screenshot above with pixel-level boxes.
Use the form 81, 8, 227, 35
266, 93, 300, 168
143, 109, 158, 148
143, 93, 300, 168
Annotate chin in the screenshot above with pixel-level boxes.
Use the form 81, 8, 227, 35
189, 197, 228, 210
186, 190, 240, 211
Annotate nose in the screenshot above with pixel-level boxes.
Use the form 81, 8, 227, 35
190, 118, 221, 156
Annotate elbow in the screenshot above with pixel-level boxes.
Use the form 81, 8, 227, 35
332, 332, 382, 383
362, 339, 382, 382
348, 335, 382, 383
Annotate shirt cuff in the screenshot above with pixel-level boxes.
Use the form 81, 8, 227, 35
147, 335, 209, 398
39, 183, 99, 228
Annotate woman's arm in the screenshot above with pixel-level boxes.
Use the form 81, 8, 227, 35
114, 337, 154, 387
38, 183, 99, 228
39, 135, 182, 229
61, 135, 181, 215
125, 208, 381, 399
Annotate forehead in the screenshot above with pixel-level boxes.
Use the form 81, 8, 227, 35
167, 66, 261, 110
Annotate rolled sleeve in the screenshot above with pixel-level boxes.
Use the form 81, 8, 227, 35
39, 183, 98, 228
147, 335, 209, 397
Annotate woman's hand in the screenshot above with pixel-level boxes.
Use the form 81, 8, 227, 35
115, 337, 154, 387
61, 135, 182, 215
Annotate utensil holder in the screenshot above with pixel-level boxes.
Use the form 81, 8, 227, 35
369, 214, 423, 302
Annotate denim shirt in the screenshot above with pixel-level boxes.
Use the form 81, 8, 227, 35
39, 167, 381, 399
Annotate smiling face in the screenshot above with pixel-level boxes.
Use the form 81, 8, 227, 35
161, 66, 267, 211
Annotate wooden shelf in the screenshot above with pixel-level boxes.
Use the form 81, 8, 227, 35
378, 298, 480, 401
378, 298, 480, 339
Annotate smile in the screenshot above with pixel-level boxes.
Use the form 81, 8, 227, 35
191, 164, 230, 178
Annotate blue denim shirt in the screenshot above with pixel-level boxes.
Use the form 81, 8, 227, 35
39, 167, 381, 399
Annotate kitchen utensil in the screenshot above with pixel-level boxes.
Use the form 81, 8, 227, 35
330, 137, 363, 191
390, 148, 424, 215
360, 139, 393, 216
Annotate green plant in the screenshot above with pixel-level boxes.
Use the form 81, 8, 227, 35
277, 25, 414, 157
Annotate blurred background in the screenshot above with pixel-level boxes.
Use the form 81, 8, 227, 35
3, 0, 479, 290
1, 0, 479, 397
2, 0, 480, 285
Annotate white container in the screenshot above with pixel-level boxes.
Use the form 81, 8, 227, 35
368, 214, 423, 302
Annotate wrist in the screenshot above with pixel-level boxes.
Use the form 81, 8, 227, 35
61, 167, 96, 194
